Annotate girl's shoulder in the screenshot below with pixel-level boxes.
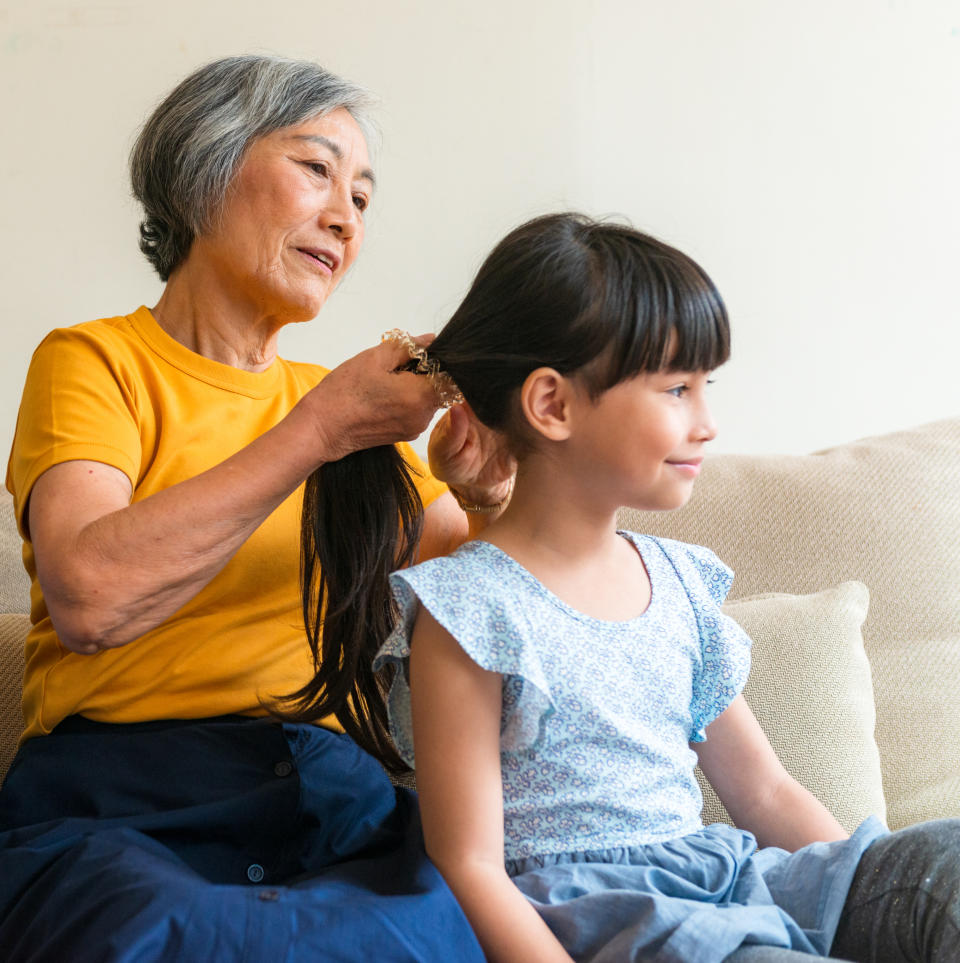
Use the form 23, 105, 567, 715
619, 531, 734, 608
390, 539, 517, 585
390, 538, 547, 624
381, 540, 558, 736
393, 534, 736, 612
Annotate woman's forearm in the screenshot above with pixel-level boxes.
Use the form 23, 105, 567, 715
32, 398, 332, 653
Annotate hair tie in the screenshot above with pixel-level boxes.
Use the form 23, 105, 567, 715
381, 329, 464, 408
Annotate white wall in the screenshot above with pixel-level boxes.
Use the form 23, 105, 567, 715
2, 0, 957, 461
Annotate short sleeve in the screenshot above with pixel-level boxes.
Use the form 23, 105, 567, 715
373, 547, 558, 767
680, 541, 735, 608
6, 326, 142, 530
372, 578, 422, 767
653, 538, 752, 743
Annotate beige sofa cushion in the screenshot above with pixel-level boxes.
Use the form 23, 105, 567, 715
694, 582, 884, 833
0, 613, 28, 781
620, 418, 960, 830
0, 493, 29, 782
0, 493, 29, 616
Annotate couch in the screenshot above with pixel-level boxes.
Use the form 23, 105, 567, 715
2, 417, 959, 836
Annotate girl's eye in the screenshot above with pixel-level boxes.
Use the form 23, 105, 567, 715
667, 375, 715, 398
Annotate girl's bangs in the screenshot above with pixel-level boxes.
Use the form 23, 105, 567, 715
665, 280, 730, 373
604, 254, 731, 386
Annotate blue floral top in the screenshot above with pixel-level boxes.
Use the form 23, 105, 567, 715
374, 532, 752, 862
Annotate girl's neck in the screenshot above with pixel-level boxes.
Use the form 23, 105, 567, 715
479, 457, 652, 622
485, 465, 620, 561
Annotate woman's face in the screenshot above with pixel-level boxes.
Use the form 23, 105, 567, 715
198, 108, 374, 323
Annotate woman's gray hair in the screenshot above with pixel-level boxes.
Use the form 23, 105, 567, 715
130, 55, 377, 281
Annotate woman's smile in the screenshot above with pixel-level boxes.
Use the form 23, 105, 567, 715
296, 246, 341, 275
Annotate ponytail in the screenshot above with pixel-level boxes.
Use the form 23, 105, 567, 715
275, 444, 424, 773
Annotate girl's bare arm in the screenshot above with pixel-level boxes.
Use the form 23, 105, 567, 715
409, 606, 573, 963
694, 695, 847, 851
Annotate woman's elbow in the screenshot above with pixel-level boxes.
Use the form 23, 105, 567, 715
41, 570, 124, 653
60, 636, 104, 655
50, 604, 114, 654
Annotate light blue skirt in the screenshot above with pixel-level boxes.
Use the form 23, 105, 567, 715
507, 817, 887, 963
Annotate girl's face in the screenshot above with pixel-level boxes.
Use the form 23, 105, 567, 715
565, 364, 717, 513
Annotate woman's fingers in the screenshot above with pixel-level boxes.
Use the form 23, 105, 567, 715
308, 341, 444, 458
428, 406, 470, 467
379, 369, 440, 435
377, 332, 436, 371
428, 404, 516, 506
376, 337, 418, 371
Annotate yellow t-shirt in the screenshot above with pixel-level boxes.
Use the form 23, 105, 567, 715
7, 306, 446, 742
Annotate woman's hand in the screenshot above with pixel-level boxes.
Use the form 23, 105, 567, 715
427, 403, 516, 509
303, 337, 441, 462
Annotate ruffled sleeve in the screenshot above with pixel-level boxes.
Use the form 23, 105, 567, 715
652, 538, 752, 743
373, 544, 558, 768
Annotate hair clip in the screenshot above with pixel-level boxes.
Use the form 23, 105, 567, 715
381, 329, 464, 408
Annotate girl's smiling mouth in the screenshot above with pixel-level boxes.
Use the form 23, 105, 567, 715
666, 457, 703, 477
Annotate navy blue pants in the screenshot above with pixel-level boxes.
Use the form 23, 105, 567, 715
0, 716, 484, 962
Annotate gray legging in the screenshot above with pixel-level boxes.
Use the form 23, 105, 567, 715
724, 820, 960, 962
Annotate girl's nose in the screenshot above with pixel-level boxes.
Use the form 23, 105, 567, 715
695, 399, 718, 443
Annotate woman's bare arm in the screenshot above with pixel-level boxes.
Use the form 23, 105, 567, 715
29, 340, 439, 653
417, 492, 469, 561
410, 606, 573, 963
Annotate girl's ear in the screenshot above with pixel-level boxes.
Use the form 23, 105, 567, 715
520, 367, 575, 441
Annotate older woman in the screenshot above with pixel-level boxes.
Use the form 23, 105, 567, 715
0, 55, 499, 960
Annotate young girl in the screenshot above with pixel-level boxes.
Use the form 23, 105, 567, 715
290, 213, 957, 962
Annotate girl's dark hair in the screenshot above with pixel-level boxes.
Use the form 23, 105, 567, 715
430, 212, 729, 439
277, 212, 730, 771
272, 444, 423, 771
